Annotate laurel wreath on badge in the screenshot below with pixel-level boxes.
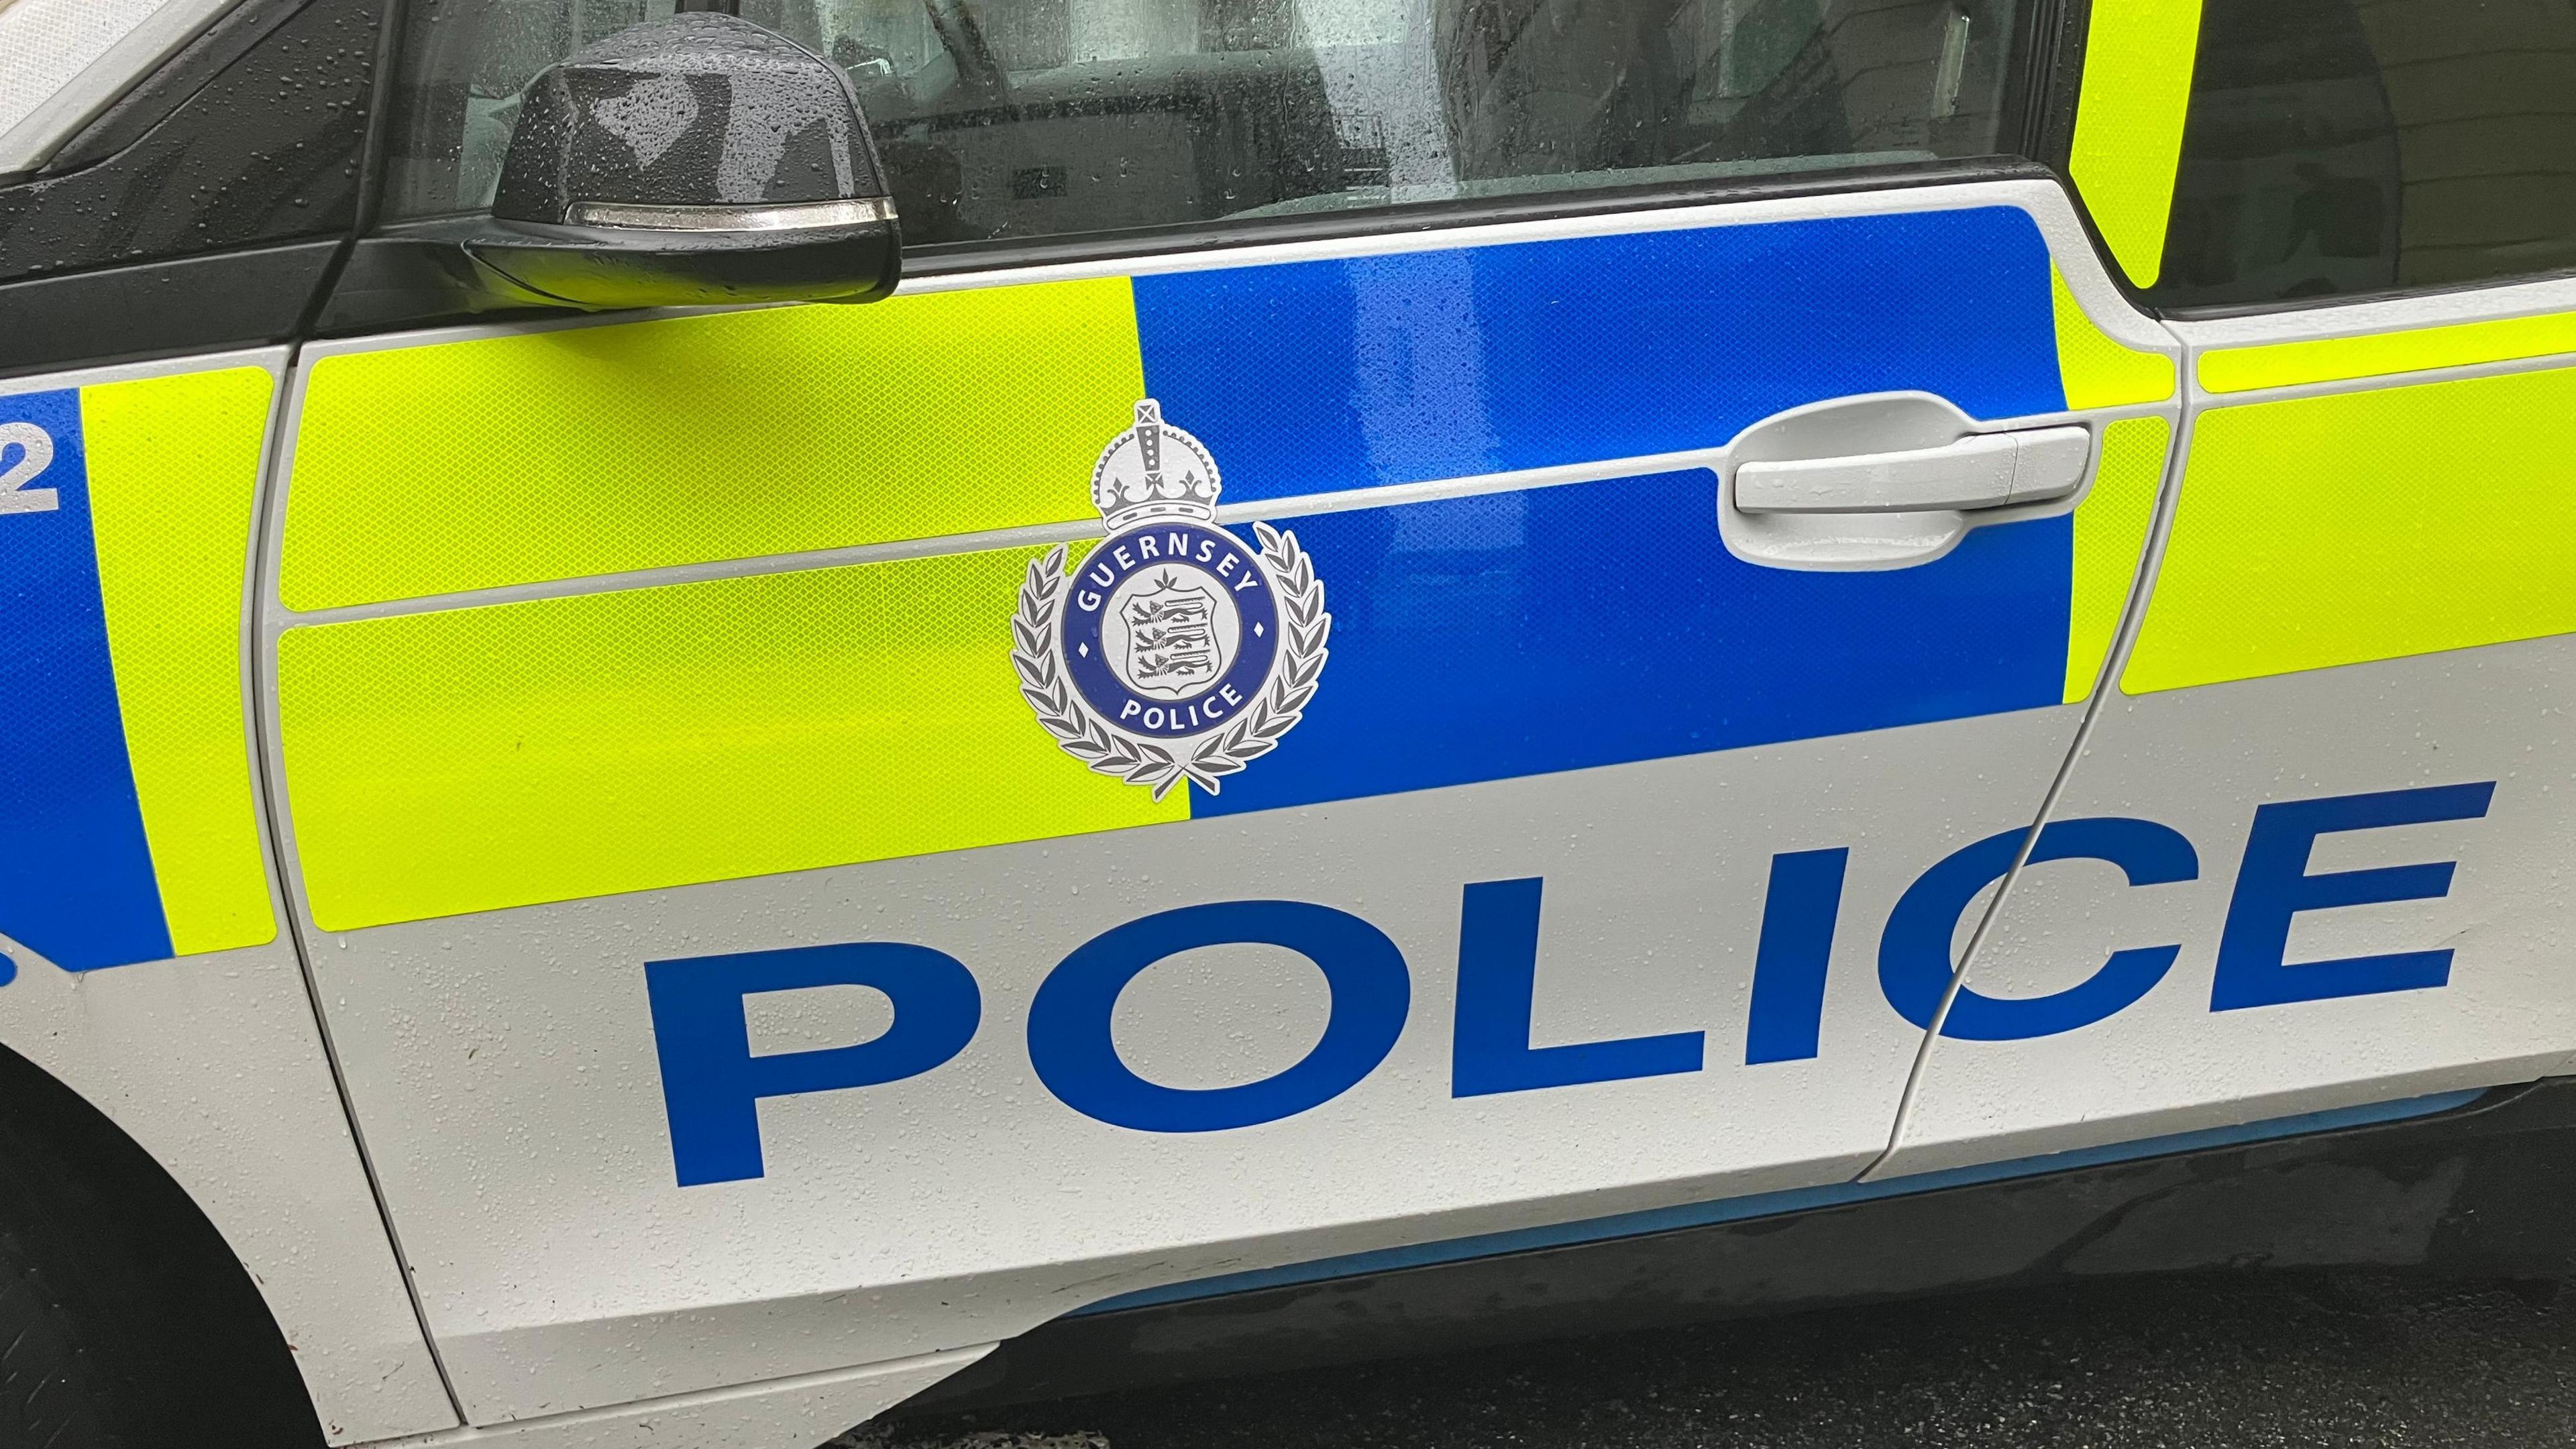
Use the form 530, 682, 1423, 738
1012, 521, 1330, 800
1010, 400, 1332, 801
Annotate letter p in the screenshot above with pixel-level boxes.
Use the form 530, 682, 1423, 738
645, 943, 981, 1185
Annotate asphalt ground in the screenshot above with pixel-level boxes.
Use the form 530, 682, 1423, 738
873, 1271, 2576, 1448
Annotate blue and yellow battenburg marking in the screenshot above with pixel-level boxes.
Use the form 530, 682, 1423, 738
0, 372, 278, 971
276, 206, 2176, 933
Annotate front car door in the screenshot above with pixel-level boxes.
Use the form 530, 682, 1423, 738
1888, 0, 2576, 1187
275, 0, 2178, 1426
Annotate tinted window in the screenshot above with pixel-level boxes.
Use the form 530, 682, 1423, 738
386, 0, 2030, 244
0, 0, 377, 286
2153, 0, 2576, 309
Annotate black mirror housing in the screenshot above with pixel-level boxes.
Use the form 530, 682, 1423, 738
468, 13, 900, 310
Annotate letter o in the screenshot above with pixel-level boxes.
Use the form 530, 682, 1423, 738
1028, 901, 1411, 1131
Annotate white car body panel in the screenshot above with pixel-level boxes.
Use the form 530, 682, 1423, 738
0, 352, 458, 1442
288, 708, 2078, 1418
1884, 641, 2576, 1177
1885, 280, 2576, 1177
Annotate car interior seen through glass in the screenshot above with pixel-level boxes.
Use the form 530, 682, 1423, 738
2152, 0, 2576, 309
386, 0, 2029, 245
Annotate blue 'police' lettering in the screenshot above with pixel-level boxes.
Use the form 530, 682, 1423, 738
1743, 848, 1849, 1065
1451, 877, 1704, 1096
646, 943, 981, 1186
1879, 816, 2198, 1040
2210, 782, 2496, 1012
638, 784, 2501, 1181
1028, 900, 1410, 1131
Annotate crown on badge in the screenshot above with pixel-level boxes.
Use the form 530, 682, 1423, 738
1091, 399, 1222, 530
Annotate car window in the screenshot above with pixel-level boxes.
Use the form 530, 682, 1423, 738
0, 0, 375, 288
2149, 0, 2576, 309
384, 0, 2031, 245
0, 0, 233, 178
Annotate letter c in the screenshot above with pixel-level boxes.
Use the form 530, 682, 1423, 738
1028, 901, 1411, 1132
1878, 817, 2199, 1040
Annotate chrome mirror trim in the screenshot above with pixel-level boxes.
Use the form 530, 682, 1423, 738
561, 197, 897, 233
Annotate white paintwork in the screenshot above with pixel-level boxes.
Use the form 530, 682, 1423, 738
0, 351, 458, 1441
1882, 272, 2576, 1183
280, 708, 2085, 1421
0, 0, 241, 177
2170, 271, 2576, 352
0, 342, 280, 398
356, 1346, 989, 1449
1880, 645, 2576, 1177
0, 934, 461, 1440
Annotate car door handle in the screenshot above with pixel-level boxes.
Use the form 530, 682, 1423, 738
1733, 425, 2092, 514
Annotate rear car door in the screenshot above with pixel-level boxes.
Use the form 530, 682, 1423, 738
0, 0, 457, 1439
275, 0, 2178, 1425
1887, 0, 2576, 1181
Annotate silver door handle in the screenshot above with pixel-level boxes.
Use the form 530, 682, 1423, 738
1733, 425, 2092, 514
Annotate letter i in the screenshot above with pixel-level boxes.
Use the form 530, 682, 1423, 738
1743, 849, 1849, 1065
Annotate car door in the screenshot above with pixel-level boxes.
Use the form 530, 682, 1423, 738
0, 0, 458, 1440
272, 0, 2179, 1425
1885, 0, 2576, 1184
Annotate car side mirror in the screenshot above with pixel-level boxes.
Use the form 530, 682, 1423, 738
464, 11, 900, 311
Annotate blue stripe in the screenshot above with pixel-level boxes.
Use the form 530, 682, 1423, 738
1133, 207, 2066, 506
1195, 472, 2070, 816
1076, 1089, 2487, 1316
0, 389, 169, 972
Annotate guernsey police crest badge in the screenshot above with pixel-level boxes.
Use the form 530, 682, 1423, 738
1012, 400, 1331, 799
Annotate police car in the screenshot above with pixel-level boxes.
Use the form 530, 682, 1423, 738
4, 0, 2575, 1442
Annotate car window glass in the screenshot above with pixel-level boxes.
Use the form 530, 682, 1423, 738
0, 0, 374, 288
385, 0, 2030, 245
2151, 0, 2576, 309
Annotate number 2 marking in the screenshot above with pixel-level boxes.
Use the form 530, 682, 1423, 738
0, 421, 60, 515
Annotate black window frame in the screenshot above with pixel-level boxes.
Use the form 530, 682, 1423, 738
0, 0, 394, 378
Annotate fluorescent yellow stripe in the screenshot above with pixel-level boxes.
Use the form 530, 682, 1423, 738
2048, 264, 2176, 702
2063, 416, 2170, 703
2069, 0, 2205, 288
282, 277, 1146, 612
2200, 310, 2576, 394
2051, 268, 2176, 409
82, 369, 277, 956
279, 543, 1185, 932
2125, 364, 2576, 694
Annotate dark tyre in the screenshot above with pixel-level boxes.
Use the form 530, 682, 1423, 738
0, 1218, 123, 1446
0, 1044, 325, 1448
